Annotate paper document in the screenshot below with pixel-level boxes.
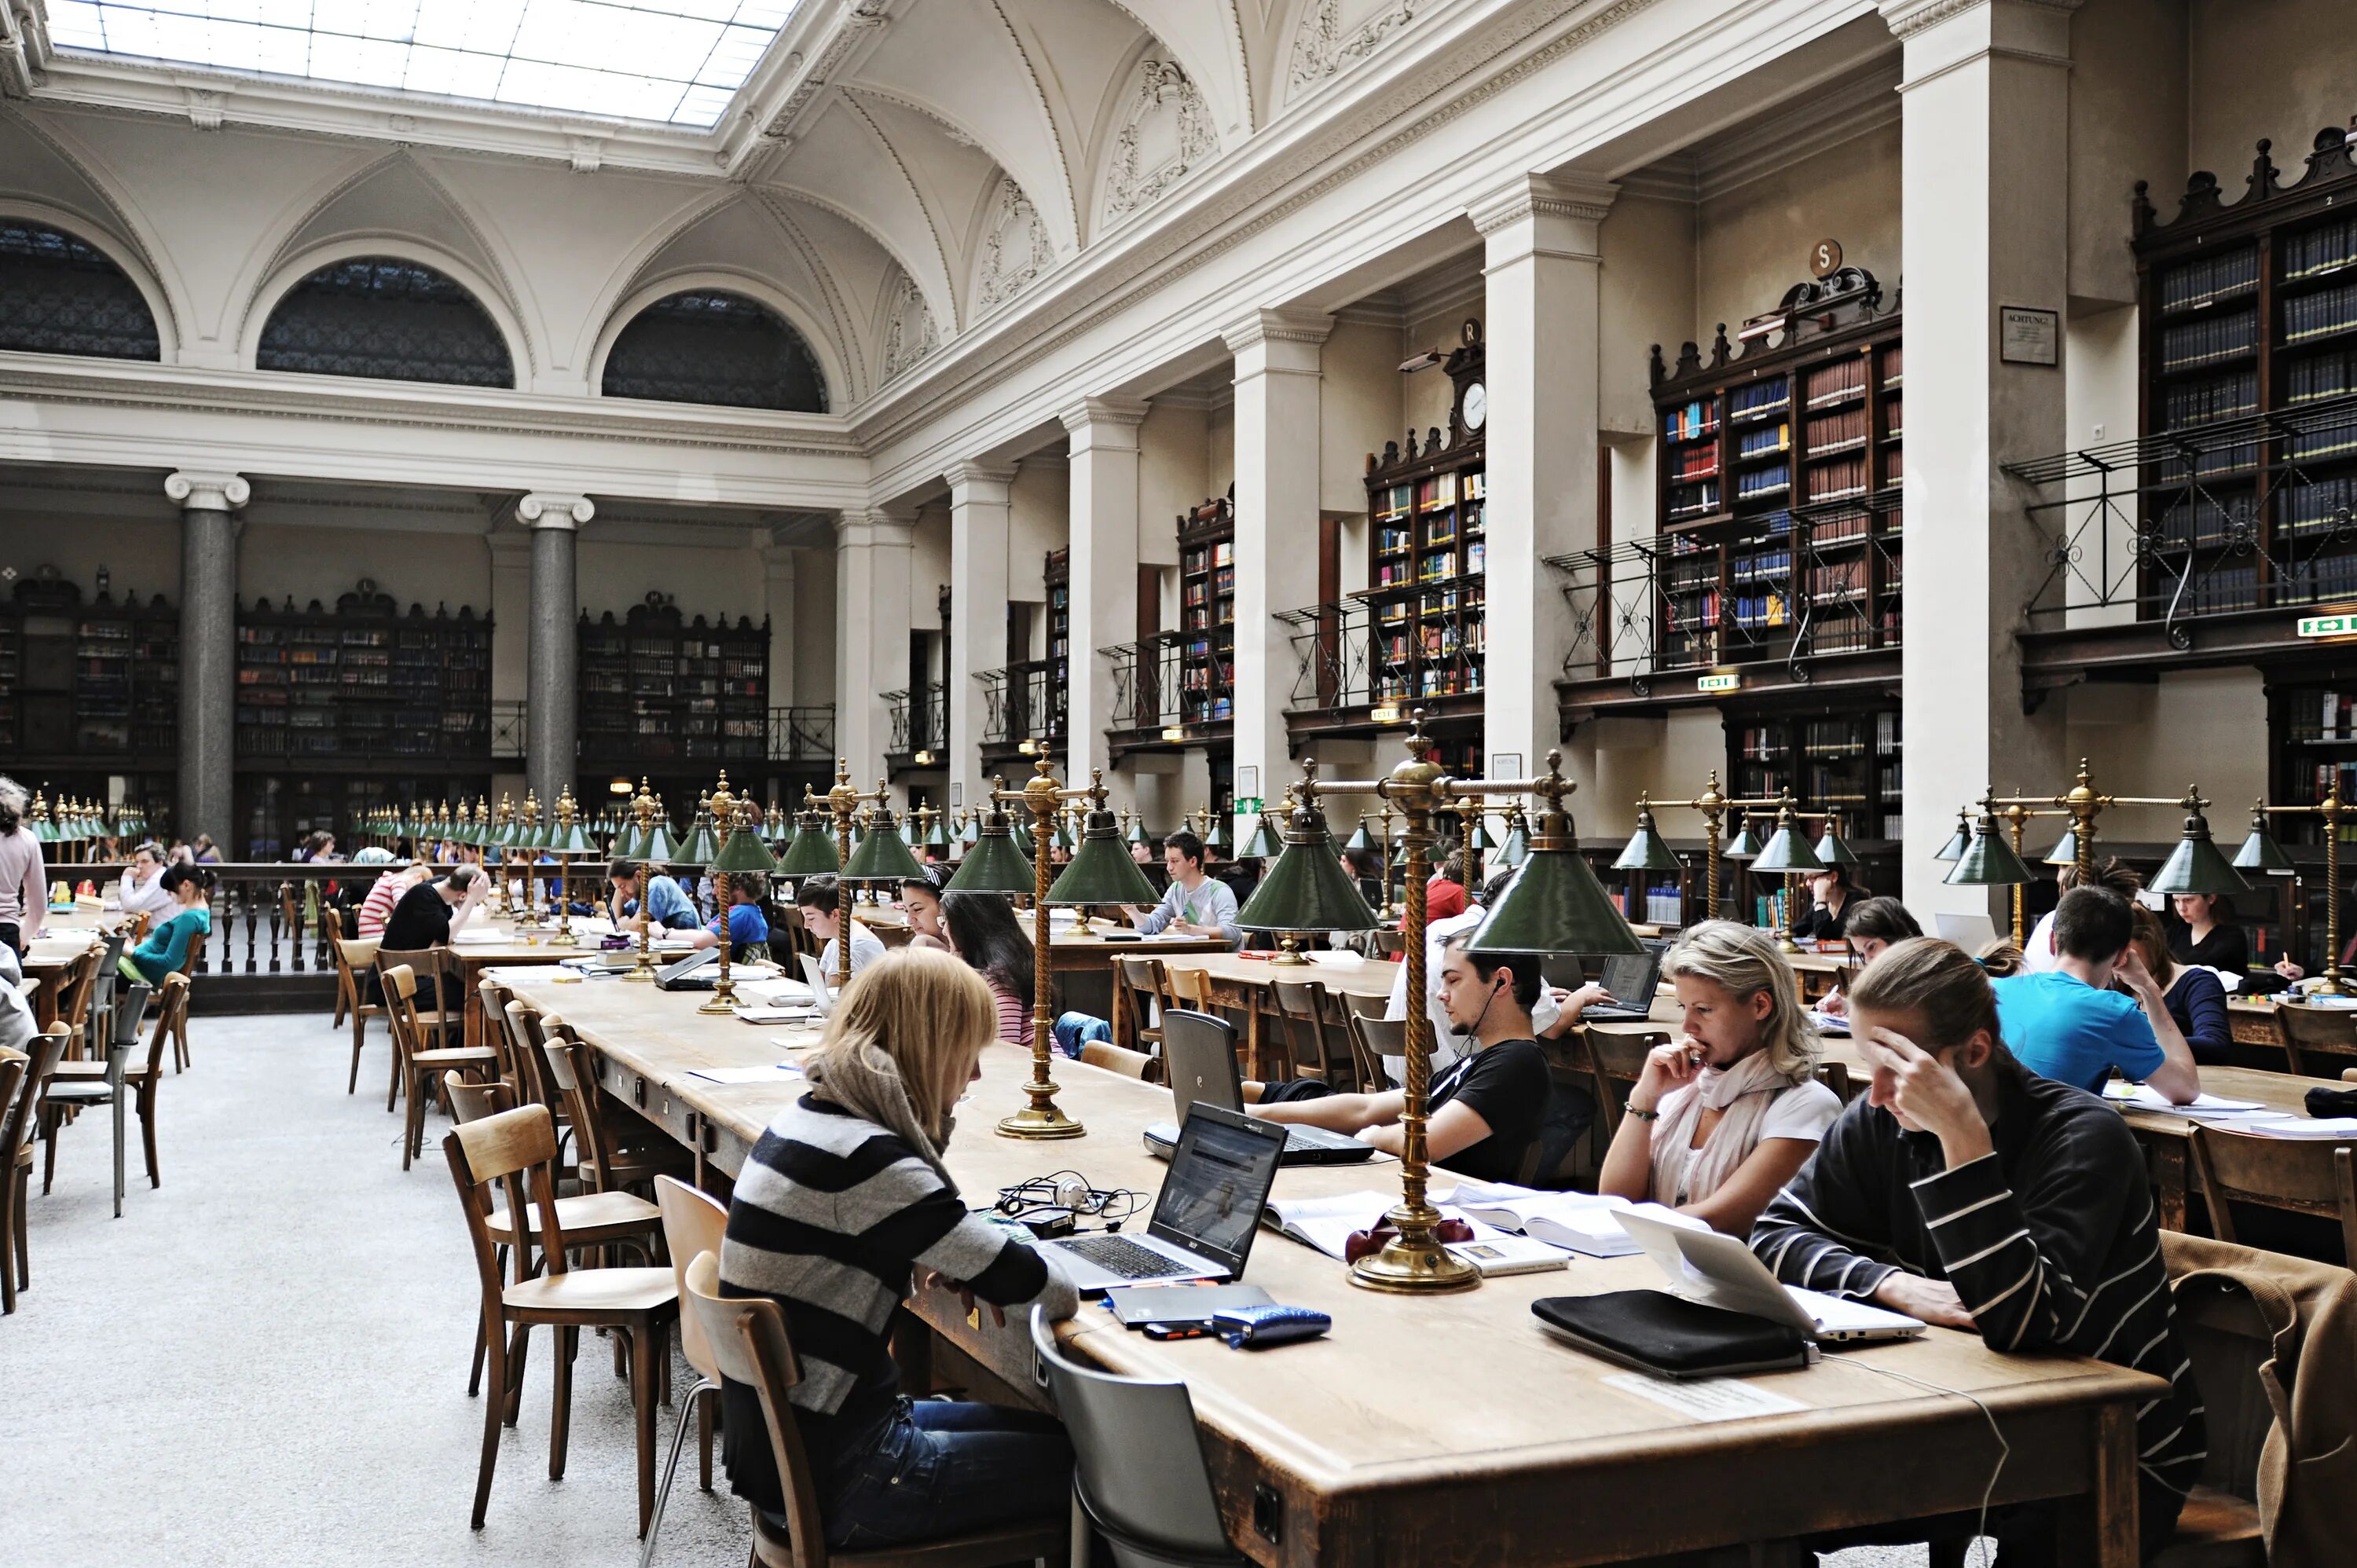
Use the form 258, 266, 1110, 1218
2103, 1084, 2267, 1115
1600, 1372, 1808, 1423
1263, 1189, 1516, 1261
2226, 1115, 2357, 1140
449, 929, 508, 945
687, 1063, 804, 1085
1440, 1181, 1675, 1258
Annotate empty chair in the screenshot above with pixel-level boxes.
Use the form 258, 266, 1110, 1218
1111, 958, 1166, 1055
1079, 1040, 1156, 1080
384, 963, 497, 1171
1344, 1013, 1402, 1093
1269, 979, 1366, 1090
333, 923, 387, 1094
2271, 1002, 2357, 1079
1028, 1304, 1246, 1568
539, 1019, 690, 1194
2, 1027, 67, 1313
38, 979, 154, 1214
2188, 1124, 2357, 1264
640, 1176, 729, 1568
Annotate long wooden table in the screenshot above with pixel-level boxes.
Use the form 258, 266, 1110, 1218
21, 929, 103, 1029
515, 973, 2157, 1566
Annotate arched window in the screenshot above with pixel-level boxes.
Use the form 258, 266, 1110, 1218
602, 289, 827, 412
0, 220, 161, 361
256, 256, 512, 387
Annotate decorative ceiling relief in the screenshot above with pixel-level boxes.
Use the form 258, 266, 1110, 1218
881, 273, 938, 381
1102, 59, 1218, 226
974, 176, 1053, 313
1286, 0, 1432, 101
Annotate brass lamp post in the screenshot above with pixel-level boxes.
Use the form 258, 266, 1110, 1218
823, 762, 914, 990
2236, 797, 2344, 994
1236, 774, 1375, 964
619, 785, 664, 981
1991, 800, 2070, 944
514, 792, 545, 927
1748, 793, 1824, 954
548, 789, 595, 946
698, 780, 779, 1017
776, 789, 843, 878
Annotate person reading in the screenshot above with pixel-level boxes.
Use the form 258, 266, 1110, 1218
1816, 896, 1921, 1018
1594, 920, 1838, 1236
1992, 885, 2199, 1105
379, 863, 486, 1006
608, 857, 696, 931
1750, 937, 2203, 1557
1793, 865, 1860, 941
796, 874, 885, 978
1252, 935, 1554, 1183
940, 889, 1034, 1046
687, 877, 774, 962
1121, 831, 1239, 946
719, 949, 1077, 1550
2130, 906, 2231, 1065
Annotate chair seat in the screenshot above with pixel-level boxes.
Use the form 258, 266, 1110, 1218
753, 1507, 1068, 1568
411, 1048, 497, 1069
486, 1189, 662, 1241
504, 1266, 676, 1316
2150, 1485, 2264, 1568
42, 1079, 118, 1104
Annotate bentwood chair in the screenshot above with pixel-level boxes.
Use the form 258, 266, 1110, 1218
38, 980, 155, 1214
684, 1253, 1068, 1568
2, 1027, 67, 1313
1028, 1304, 1244, 1568
170, 927, 205, 1071
2271, 1002, 2357, 1079
641, 1177, 729, 1568
1111, 958, 1167, 1056
1269, 979, 1366, 1090
539, 1020, 691, 1195
2188, 1124, 2357, 1265
443, 1105, 678, 1534
384, 964, 497, 1171
374, 945, 464, 1069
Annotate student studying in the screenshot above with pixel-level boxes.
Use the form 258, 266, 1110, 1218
1992, 885, 2200, 1104
1122, 830, 1240, 946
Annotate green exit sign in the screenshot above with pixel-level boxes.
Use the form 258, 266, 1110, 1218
1696, 672, 1741, 694
2298, 611, 2357, 639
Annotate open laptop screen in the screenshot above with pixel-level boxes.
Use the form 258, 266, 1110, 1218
1149, 1106, 1285, 1274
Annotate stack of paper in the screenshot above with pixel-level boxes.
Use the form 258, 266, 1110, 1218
686, 1063, 804, 1086
1440, 1182, 1659, 1257
2103, 1084, 2269, 1116
2221, 1115, 2357, 1141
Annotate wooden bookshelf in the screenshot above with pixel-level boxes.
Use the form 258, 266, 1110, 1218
1, 570, 179, 824
1727, 704, 1903, 843
233, 586, 490, 766
1177, 493, 1237, 724
1045, 548, 1071, 740
578, 594, 770, 768
1365, 324, 1486, 709
2134, 126, 2357, 612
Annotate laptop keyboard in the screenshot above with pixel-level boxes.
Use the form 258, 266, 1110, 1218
1285, 1125, 1365, 1152
1061, 1234, 1186, 1280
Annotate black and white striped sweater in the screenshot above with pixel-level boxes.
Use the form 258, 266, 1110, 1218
1750, 1064, 2205, 1503
720, 1094, 1076, 1498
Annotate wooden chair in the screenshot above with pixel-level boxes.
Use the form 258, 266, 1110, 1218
2, 1027, 67, 1313
1574, 1027, 1673, 1141
1111, 957, 1166, 1055
51, 945, 101, 1059
1373, 928, 1407, 958
540, 1019, 691, 1194
1269, 979, 1368, 1090
39, 978, 157, 1214
1344, 1015, 1404, 1094
374, 945, 464, 1074
325, 907, 349, 1026
1162, 965, 1212, 1010
643, 1176, 729, 1568
681, 1251, 1068, 1568
2187, 1124, 2357, 1264
170, 926, 206, 1070
332, 924, 387, 1094
442, 1105, 678, 1534
477, 977, 523, 1094
1816, 1060, 1856, 1103
2271, 1002, 2357, 1079
384, 963, 498, 1171
1080, 1040, 1156, 1080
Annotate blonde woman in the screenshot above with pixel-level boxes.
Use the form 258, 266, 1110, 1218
1596, 920, 1839, 1235
718, 948, 1077, 1550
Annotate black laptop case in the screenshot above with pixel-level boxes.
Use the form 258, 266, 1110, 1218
1531, 1290, 1809, 1379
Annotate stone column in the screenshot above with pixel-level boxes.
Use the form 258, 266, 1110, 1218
514, 493, 592, 810
834, 509, 915, 783
1473, 173, 1614, 780
1061, 396, 1150, 797
166, 471, 247, 848
1227, 310, 1330, 836
1883, 0, 2075, 914
946, 462, 1017, 815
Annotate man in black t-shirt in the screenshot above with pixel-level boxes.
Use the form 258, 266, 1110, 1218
378, 864, 486, 1006
1253, 934, 1555, 1183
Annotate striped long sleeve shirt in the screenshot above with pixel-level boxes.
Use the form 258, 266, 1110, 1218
719, 1094, 1076, 1505
1750, 1063, 2205, 1503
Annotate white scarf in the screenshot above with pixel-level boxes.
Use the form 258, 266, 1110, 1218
1648, 1048, 1805, 1208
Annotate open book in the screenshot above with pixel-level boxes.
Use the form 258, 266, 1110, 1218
1263, 1189, 1522, 1262
1440, 1181, 1697, 1258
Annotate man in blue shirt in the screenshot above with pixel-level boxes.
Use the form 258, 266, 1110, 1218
687, 877, 773, 960
610, 858, 697, 930
1992, 886, 2200, 1104
1120, 830, 1240, 947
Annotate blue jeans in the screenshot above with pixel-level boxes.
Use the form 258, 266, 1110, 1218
815, 1398, 1072, 1549
1051, 1012, 1112, 1057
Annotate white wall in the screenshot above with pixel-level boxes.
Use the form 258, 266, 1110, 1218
577, 537, 768, 625
1695, 123, 1901, 345
1599, 195, 1696, 439
2188, 0, 2357, 178
2066, 669, 2271, 823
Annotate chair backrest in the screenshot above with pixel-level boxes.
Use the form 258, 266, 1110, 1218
380, 963, 424, 1058
1080, 1039, 1157, 1080
141, 975, 191, 1079
444, 1104, 569, 1280
442, 1071, 511, 1124
1028, 1305, 1236, 1567
55, 946, 101, 1035
1163, 966, 1211, 1008
2271, 1002, 2357, 1078
1816, 1060, 1855, 1103
376, 944, 454, 998
540, 1021, 616, 1189
1346, 1015, 1405, 1094
683, 1251, 830, 1568
2189, 1126, 2357, 1263
1112, 958, 1166, 1046
502, 998, 563, 1121
1269, 979, 1358, 1086
1574, 1027, 1672, 1140
322, 906, 343, 944
1373, 928, 1407, 957
0, 1027, 64, 1174
477, 977, 519, 1081
654, 1176, 731, 1384
112, 980, 152, 1050
1338, 987, 1389, 1021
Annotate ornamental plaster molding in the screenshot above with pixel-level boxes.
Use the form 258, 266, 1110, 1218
836, 508, 918, 550
1102, 60, 1218, 225
1878, 0, 2082, 39
763, 2, 890, 139
1058, 394, 1150, 436
1287, 1, 1435, 102
974, 176, 1054, 313
1221, 306, 1334, 354
944, 459, 1019, 493
1468, 171, 1619, 235
881, 273, 939, 383
163, 471, 248, 511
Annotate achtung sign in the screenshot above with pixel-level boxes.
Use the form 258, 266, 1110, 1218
1696, 672, 1741, 694
2297, 611, 2357, 639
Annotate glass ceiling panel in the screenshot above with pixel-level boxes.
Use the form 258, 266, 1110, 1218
42, 1, 801, 127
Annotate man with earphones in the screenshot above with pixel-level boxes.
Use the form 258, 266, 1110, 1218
1251, 934, 1556, 1184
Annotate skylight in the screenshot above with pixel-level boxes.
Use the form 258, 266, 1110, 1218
43, 2, 800, 128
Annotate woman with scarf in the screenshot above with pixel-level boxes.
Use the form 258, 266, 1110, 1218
1596, 920, 1838, 1236
717, 947, 1078, 1551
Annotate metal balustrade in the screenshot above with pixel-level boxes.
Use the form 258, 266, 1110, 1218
1105, 632, 1232, 735
1276, 585, 1486, 715
880, 687, 943, 764
770, 705, 837, 762
975, 661, 1062, 747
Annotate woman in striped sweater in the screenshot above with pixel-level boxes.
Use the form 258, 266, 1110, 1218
719, 947, 1077, 1550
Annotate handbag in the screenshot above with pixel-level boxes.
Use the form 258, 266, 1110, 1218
1531, 1290, 1809, 1379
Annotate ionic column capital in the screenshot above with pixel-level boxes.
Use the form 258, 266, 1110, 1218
514, 493, 595, 530
164, 471, 249, 511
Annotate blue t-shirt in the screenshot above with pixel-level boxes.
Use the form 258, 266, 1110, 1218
709, 903, 772, 955
1993, 970, 2164, 1093
628, 873, 697, 929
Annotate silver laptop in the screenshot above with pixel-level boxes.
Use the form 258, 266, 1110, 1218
1577, 941, 1670, 1022
797, 954, 838, 1018
1043, 1105, 1287, 1292
1144, 1010, 1376, 1165
1615, 1209, 1925, 1343
1933, 911, 2000, 953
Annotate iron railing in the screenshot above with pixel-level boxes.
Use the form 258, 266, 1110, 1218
976, 661, 1063, 746
490, 700, 526, 760
2005, 390, 2357, 645
1105, 632, 1233, 733
880, 687, 943, 760
1277, 581, 1486, 713
770, 705, 836, 762
1546, 493, 1903, 688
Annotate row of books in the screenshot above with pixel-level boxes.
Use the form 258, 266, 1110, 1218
1805, 406, 1868, 452
2279, 477, 2357, 533
1611, 885, 1686, 926
2278, 552, 2357, 604
2285, 280, 2357, 344
1728, 592, 1789, 631
2289, 349, 2357, 404
1736, 463, 1790, 500
1668, 479, 1721, 519
1809, 454, 1870, 502
1809, 558, 1868, 603
1803, 357, 1866, 408
1736, 422, 1787, 460
1676, 446, 1721, 479
2287, 215, 2357, 280
2300, 689, 2357, 741
2163, 369, 2259, 429
1664, 400, 1716, 441
2158, 245, 2260, 313
1730, 548, 1791, 586
2159, 493, 2258, 548
2161, 307, 2258, 372
1730, 379, 1789, 419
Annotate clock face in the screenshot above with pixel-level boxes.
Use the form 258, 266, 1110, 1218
1462, 381, 1487, 431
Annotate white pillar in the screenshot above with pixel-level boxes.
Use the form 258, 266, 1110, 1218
1226, 309, 1330, 834
513, 492, 592, 811
945, 462, 1017, 814
1472, 173, 1614, 782
834, 509, 915, 785
761, 544, 798, 799
1884, 0, 2075, 914
1061, 395, 1150, 798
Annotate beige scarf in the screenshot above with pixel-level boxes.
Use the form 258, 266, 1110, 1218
1647, 1048, 1805, 1208
805, 1035, 957, 1189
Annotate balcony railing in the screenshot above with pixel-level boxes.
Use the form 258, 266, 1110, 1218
771, 705, 836, 763
1277, 581, 1486, 715
2006, 390, 2357, 647
881, 687, 944, 763
1105, 632, 1233, 735
1547, 493, 1902, 695
977, 661, 1063, 748
491, 700, 526, 760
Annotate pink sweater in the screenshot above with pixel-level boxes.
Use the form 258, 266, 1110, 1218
990, 980, 1035, 1048
0, 826, 43, 936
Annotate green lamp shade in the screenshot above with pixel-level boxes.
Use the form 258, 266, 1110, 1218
1202, 815, 1232, 857
944, 821, 1035, 893
924, 814, 951, 852
548, 819, 596, 855
1750, 822, 1824, 875
1046, 816, 1160, 906
1813, 824, 1861, 866
1125, 815, 1152, 846
2234, 816, 2296, 874
1496, 821, 1529, 866
614, 820, 649, 860
1343, 818, 1376, 853
676, 813, 721, 869
640, 821, 678, 862
843, 816, 928, 882
1467, 817, 1496, 854
900, 816, 919, 846
1237, 832, 1377, 934
2040, 828, 2080, 868
1724, 820, 1761, 859
2149, 808, 2251, 897
1934, 813, 1970, 863
1464, 851, 1644, 957
711, 820, 781, 875
1944, 820, 2034, 887
775, 821, 843, 877
1241, 815, 1286, 860
1612, 819, 1681, 873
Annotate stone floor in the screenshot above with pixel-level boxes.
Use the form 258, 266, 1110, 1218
0, 1009, 1945, 1567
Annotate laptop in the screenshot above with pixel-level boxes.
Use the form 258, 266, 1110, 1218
1042, 1105, 1287, 1292
797, 954, 839, 1019
1143, 1010, 1376, 1165
1933, 911, 2000, 953
1615, 1209, 1925, 1343
1577, 940, 1670, 1023
654, 947, 720, 991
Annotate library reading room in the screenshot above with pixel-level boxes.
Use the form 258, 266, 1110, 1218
9, 2, 2357, 1566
